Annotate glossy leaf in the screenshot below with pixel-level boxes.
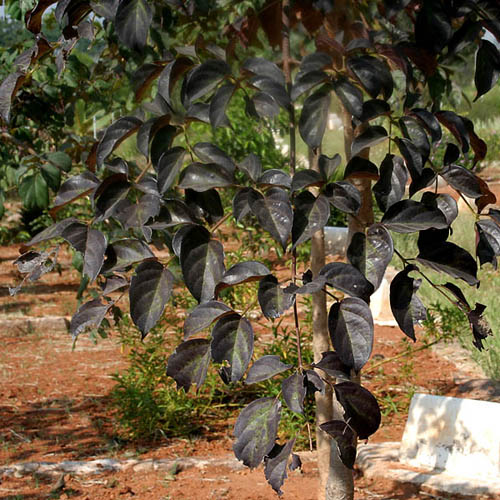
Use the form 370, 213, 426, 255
334, 382, 381, 439
343, 157, 379, 180
102, 239, 154, 273
381, 200, 448, 233
96, 117, 142, 167
332, 77, 363, 118
130, 260, 173, 338
399, 116, 430, 160
258, 275, 295, 320
166, 339, 211, 391
22, 217, 79, 247
410, 108, 442, 143
211, 313, 254, 382
180, 225, 225, 302
415, 0, 451, 53
291, 70, 327, 101
218, 261, 270, 289
319, 154, 341, 181
243, 57, 285, 86
351, 126, 388, 157
178, 162, 233, 192
193, 142, 235, 175
115, 0, 152, 51
347, 55, 393, 100
474, 40, 500, 101
184, 301, 232, 339
292, 192, 329, 250
53, 171, 99, 208
282, 372, 306, 414
0, 71, 25, 123
324, 181, 361, 215
373, 154, 408, 212
435, 111, 469, 153
210, 83, 235, 128
390, 265, 427, 341
396, 137, 424, 181
238, 154, 262, 182
347, 224, 394, 290
476, 219, 500, 269
264, 439, 295, 495
94, 174, 130, 220
320, 420, 356, 469
319, 262, 374, 302
258, 169, 291, 189
328, 298, 374, 372
233, 397, 281, 468
245, 355, 292, 385
417, 229, 478, 286
304, 369, 325, 395
249, 76, 290, 110
157, 147, 186, 194
249, 188, 293, 251
70, 299, 110, 338
185, 59, 230, 104
291, 170, 324, 192
421, 192, 458, 226
233, 188, 252, 222
299, 87, 331, 148
311, 351, 351, 379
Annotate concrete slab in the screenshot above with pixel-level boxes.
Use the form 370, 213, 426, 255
399, 393, 500, 480
357, 442, 500, 498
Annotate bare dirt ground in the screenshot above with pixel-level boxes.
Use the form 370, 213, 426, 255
0, 243, 495, 500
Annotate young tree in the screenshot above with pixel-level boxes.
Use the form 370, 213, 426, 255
3, 1, 500, 499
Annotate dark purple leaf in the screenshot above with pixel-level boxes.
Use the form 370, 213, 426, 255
343, 156, 379, 181
292, 192, 330, 250
389, 265, 427, 341
211, 313, 254, 382
373, 154, 408, 212
381, 199, 448, 233
184, 300, 232, 339
53, 171, 99, 208
319, 154, 341, 181
347, 55, 393, 100
178, 162, 233, 192
258, 169, 292, 189
209, 83, 235, 128
332, 76, 363, 119
282, 372, 306, 414
319, 262, 374, 302
238, 154, 262, 182
320, 420, 357, 469
299, 87, 331, 148
180, 225, 225, 302
334, 382, 381, 439
324, 181, 361, 215
233, 398, 281, 468
157, 147, 186, 194
102, 239, 154, 273
249, 188, 293, 251
264, 439, 295, 495
245, 355, 292, 385
291, 170, 324, 192
185, 59, 230, 104
166, 338, 211, 391
233, 188, 252, 222
70, 299, 110, 338
193, 142, 236, 175
130, 260, 173, 338
258, 275, 295, 320
96, 117, 142, 167
351, 126, 388, 158
347, 224, 394, 290
476, 219, 500, 269
328, 298, 374, 372
311, 351, 350, 379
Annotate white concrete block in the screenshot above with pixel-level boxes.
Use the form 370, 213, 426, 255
399, 393, 500, 480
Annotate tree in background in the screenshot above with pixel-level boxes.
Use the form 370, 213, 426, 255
3, 1, 500, 499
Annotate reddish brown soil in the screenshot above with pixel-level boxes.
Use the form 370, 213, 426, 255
0, 243, 489, 500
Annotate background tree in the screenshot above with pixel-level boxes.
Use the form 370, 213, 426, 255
3, 1, 500, 499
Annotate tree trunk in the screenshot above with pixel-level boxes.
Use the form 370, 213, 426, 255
310, 147, 355, 500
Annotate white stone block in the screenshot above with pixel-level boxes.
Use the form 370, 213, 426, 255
399, 393, 500, 480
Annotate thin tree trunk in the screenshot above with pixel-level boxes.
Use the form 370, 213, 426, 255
309, 148, 333, 498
